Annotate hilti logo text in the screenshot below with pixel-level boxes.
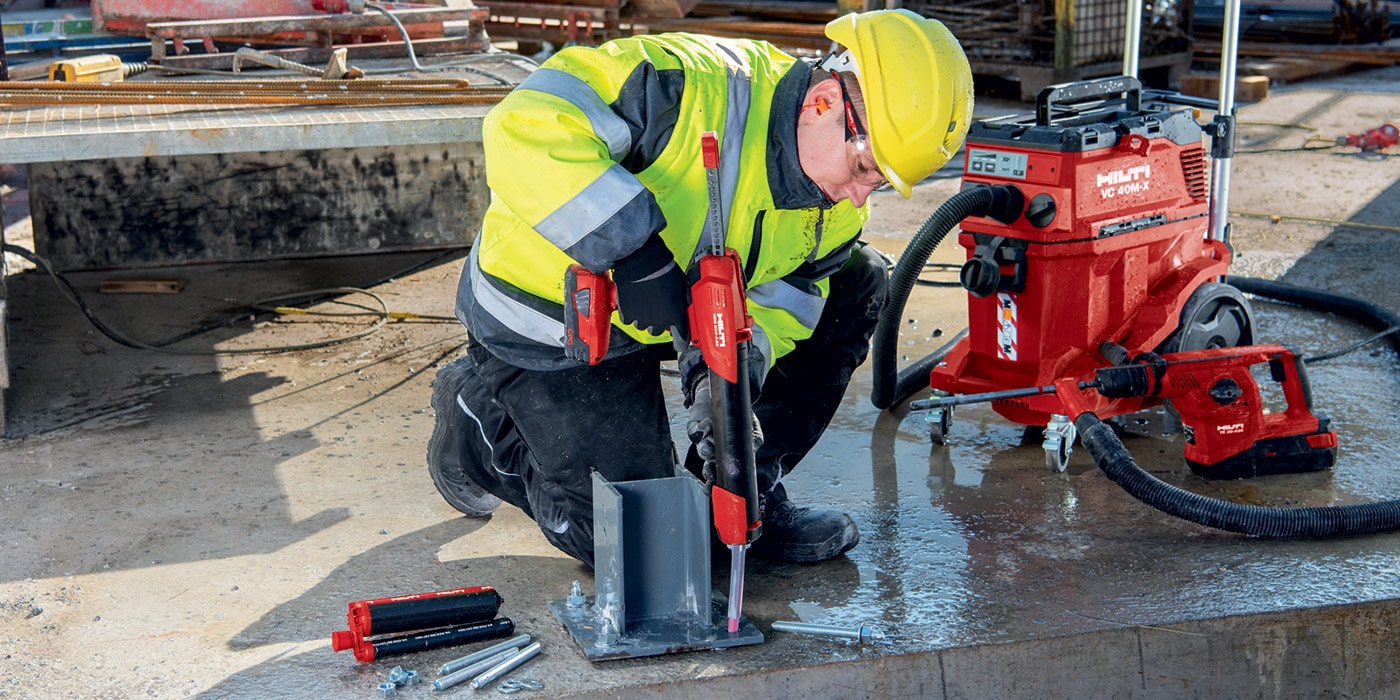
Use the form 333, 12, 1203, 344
1216, 422, 1245, 435
1097, 164, 1151, 199
710, 313, 728, 348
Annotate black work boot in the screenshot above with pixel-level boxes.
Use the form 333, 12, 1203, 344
748, 483, 859, 564
427, 357, 502, 518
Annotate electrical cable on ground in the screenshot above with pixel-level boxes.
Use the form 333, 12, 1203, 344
916, 262, 963, 287
1231, 209, 1400, 234
2, 243, 459, 355
146, 51, 538, 84
130, 248, 462, 348
1302, 326, 1400, 364
1236, 141, 1342, 154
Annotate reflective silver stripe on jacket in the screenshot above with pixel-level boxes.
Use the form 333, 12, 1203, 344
534, 163, 648, 253
517, 68, 632, 160
747, 278, 826, 331
466, 245, 566, 347
693, 41, 752, 262
749, 324, 773, 386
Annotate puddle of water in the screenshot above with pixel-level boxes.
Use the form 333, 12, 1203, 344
725, 296, 1400, 650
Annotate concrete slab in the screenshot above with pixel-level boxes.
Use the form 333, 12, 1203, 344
2, 67, 1400, 698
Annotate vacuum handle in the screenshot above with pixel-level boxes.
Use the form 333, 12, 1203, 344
1036, 76, 1143, 126
1142, 88, 1220, 111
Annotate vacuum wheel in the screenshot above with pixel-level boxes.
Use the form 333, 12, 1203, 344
1156, 282, 1255, 353
1147, 281, 1255, 435
927, 405, 951, 445
1042, 414, 1076, 472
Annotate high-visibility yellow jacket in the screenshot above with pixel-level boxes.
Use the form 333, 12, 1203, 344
455, 33, 869, 388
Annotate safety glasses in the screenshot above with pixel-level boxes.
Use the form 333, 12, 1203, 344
832, 70, 893, 193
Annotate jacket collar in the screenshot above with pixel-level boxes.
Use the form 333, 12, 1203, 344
767, 59, 832, 210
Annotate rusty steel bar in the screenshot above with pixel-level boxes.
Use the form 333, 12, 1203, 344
0, 92, 508, 106
0, 78, 497, 90
144, 7, 484, 61
153, 37, 490, 72
0, 79, 512, 107
1194, 42, 1400, 66
145, 7, 475, 38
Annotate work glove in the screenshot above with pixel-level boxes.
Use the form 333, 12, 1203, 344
613, 237, 689, 339
685, 373, 764, 486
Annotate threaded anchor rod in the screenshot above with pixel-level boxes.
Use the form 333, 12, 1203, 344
771, 620, 886, 643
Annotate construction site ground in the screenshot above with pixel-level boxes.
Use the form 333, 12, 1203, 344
2, 65, 1400, 698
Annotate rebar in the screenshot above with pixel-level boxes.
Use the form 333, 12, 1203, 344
233, 47, 326, 78
0, 78, 512, 107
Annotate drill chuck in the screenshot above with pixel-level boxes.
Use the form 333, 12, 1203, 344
1094, 364, 1153, 399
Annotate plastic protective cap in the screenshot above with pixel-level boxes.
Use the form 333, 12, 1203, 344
331, 629, 354, 652
824, 9, 974, 198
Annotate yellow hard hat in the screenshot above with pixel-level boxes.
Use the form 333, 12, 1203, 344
824, 9, 974, 198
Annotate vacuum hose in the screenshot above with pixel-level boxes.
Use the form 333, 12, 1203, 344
1226, 275, 1400, 355
871, 185, 1024, 409
1077, 413, 1400, 536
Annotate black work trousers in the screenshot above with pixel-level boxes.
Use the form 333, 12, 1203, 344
442, 244, 887, 567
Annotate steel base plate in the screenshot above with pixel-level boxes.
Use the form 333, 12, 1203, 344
549, 594, 763, 661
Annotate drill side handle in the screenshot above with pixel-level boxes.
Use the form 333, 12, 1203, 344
1281, 349, 1316, 411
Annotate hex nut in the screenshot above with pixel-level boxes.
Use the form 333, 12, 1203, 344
566, 580, 586, 609
376, 681, 398, 698
596, 616, 620, 647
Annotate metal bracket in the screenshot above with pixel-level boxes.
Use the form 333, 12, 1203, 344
548, 472, 763, 661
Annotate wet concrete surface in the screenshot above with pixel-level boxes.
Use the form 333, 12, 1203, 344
3, 67, 1400, 698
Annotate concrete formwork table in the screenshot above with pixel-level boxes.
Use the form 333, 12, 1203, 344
0, 98, 495, 165
0, 71, 517, 431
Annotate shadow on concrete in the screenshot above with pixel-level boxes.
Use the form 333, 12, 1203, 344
198, 536, 871, 699
226, 518, 493, 651
3, 249, 465, 436
1274, 173, 1400, 306
0, 250, 468, 583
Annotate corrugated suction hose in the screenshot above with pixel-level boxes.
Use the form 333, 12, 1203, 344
871, 184, 1024, 409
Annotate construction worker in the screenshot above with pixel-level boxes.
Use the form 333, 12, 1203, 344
428, 9, 973, 567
